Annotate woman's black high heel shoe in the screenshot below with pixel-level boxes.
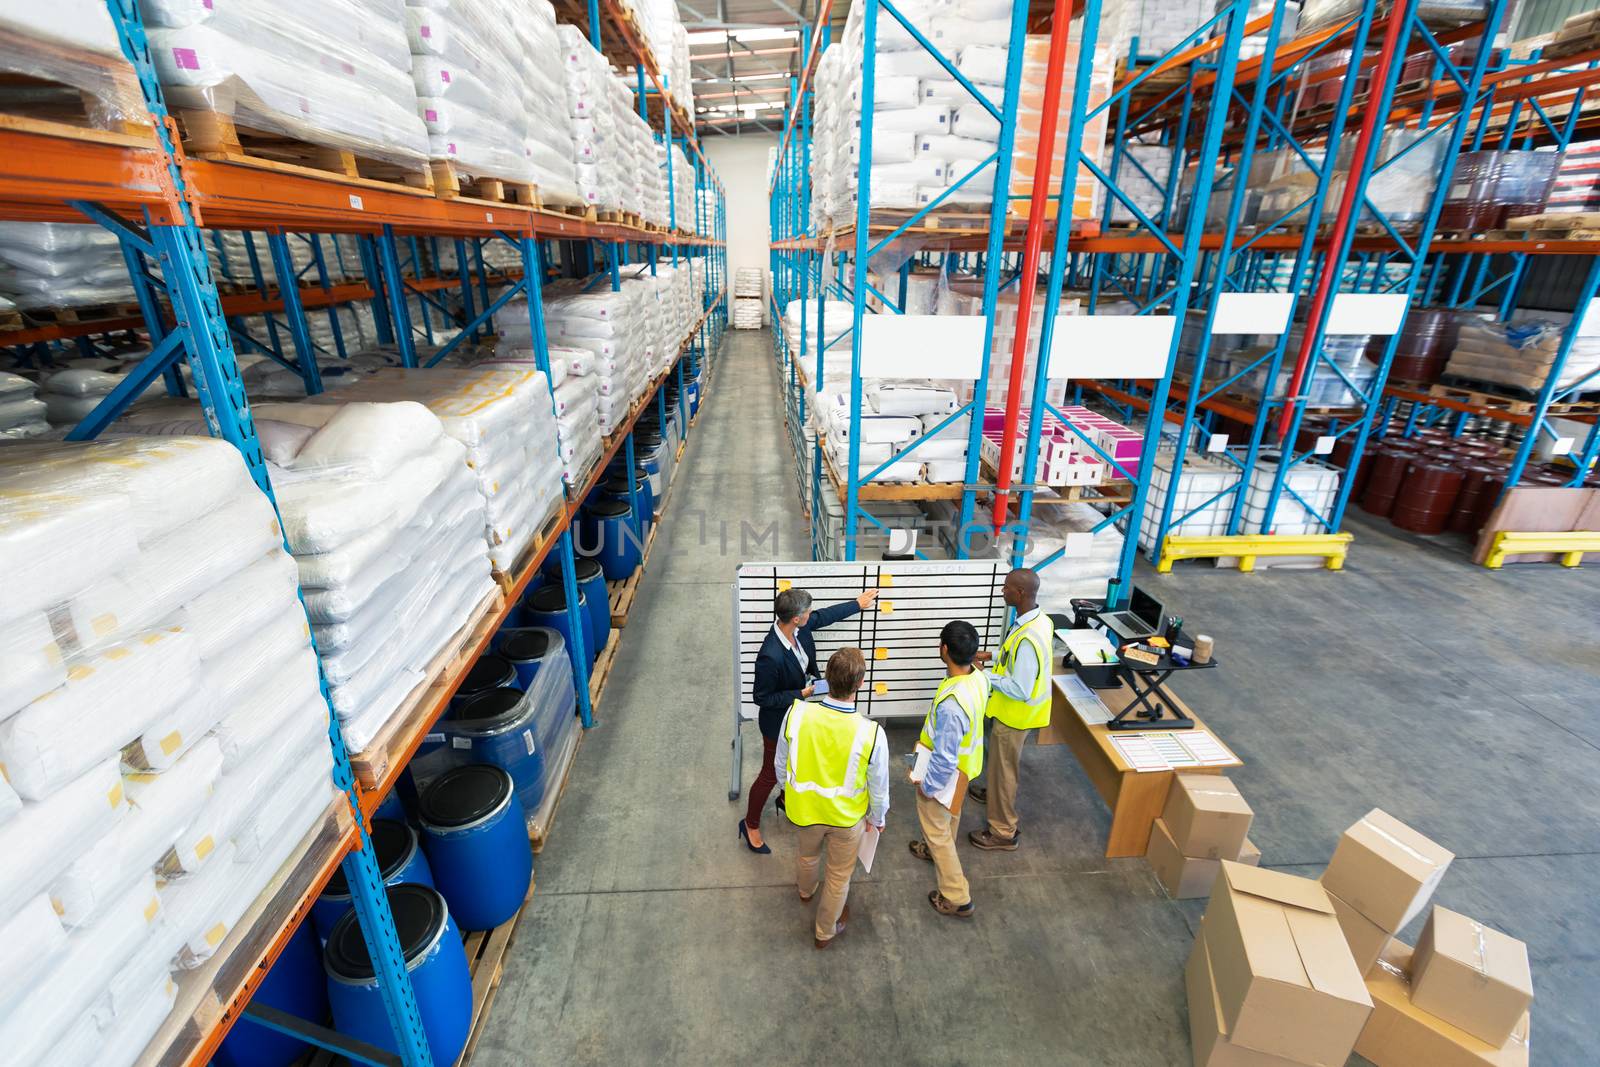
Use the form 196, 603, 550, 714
738, 819, 771, 854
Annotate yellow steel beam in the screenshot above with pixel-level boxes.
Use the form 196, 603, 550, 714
1484, 531, 1600, 570
1158, 533, 1355, 574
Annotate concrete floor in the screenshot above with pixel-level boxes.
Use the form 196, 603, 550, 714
477, 329, 1600, 1066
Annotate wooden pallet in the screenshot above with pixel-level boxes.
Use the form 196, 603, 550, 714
0, 31, 152, 138
347, 587, 504, 791
528, 724, 583, 854
605, 519, 661, 627
175, 109, 433, 192
588, 629, 623, 709
0, 310, 22, 332
1430, 379, 1599, 413
455, 876, 537, 1066
19, 301, 143, 326
491, 503, 567, 596
534, 194, 597, 222
431, 160, 536, 205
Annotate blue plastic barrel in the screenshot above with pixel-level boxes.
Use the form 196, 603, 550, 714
638, 441, 665, 499
214, 922, 327, 1067
524, 584, 593, 670
579, 498, 641, 581
325, 884, 471, 1065
373, 790, 406, 825
511, 571, 545, 626
600, 468, 653, 542
447, 688, 546, 815
539, 557, 609, 655
418, 765, 533, 931
495, 627, 555, 690
311, 818, 434, 941
452, 653, 517, 712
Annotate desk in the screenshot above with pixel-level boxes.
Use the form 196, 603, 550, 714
1038, 674, 1242, 858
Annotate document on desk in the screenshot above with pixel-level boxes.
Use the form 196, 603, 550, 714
1146, 732, 1201, 768
1055, 673, 1111, 726
1178, 729, 1237, 766
909, 744, 960, 808
857, 823, 881, 874
1109, 734, 1171, 773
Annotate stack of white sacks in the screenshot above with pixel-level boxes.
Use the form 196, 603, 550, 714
237, 401, 497, 752
557, 26, 627, 212
544, 284, 650, 474
406, 0, 580, 204
633, 0, 695, 117
145, 0, 430, 174
1023, 502, 1126, 607
0, 222, 135, 310
613, 80, 655, 221
294, 368, 567, 573
204, 231, 365, 289
809, 381, 971, 484
1100, 0, 1210, 60
0, 372, 49, 439
0, 436, 333, 1067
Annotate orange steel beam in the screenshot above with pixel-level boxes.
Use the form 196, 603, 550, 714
0, 128, 176, 224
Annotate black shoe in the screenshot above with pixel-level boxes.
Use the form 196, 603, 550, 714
967, 783, 987, 804
738, 819, 771, 854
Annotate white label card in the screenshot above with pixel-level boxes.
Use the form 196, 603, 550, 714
1327, 293, 1408, 336
1207, 434, 1229, 453
1314, 435, 1336, 455
1212, 292, 1293, 335
859, 314, 987, 377
1551, 437, 1575, 457
348, 194, 364, 211
1578, 298, 1600, 337
1045, 315, 1177, 378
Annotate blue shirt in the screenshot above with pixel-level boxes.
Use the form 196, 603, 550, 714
920, 693, 969, 799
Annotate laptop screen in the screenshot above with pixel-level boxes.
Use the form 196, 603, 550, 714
1130, 587, 1163, 627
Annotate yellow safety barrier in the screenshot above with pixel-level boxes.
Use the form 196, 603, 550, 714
1157, 533, 1355, 574
1484, 530, 1600, 569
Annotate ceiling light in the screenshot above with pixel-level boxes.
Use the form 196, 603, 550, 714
733, 71, 788, 82
733, 28, 799, 42
686, 29, 728, 44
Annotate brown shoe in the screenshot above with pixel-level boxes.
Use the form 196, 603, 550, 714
968, 827, 1019, 851
798, 890, 814, 903
967, 783, 987, 804
813, 904, 849, 948
908, 839, 933, 863
929, 890, 975, 918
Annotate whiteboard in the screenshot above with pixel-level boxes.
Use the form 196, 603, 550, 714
732, 560, 1010, 724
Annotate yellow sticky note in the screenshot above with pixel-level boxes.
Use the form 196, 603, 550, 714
874, 647, 889, 661
879, 573, 894, 587
880, 601, 894, 614
873, 681, 888, 695
777, 579, 792, 592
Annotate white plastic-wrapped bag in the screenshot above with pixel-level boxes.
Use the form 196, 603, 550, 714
210, 657, 326, 770
0, 612, 65, 722
0, 893, 68, 1015
0, 758, 126, 916
0, 489, 139, 625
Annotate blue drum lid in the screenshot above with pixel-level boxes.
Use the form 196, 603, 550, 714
527, 583, 583, 614
420, 764, 514, 831
325, 884, 448, 981
454, 686, 526, 729
585, 497, 632, 520
323, 819, 416, 899
458, 654, 516, 697
497, 629, 553, 665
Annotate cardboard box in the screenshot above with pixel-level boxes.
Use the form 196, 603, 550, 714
1411, 907, 1535, 1047
1163, 774, 1253, 860
1185, 925, 1305, 1067
1321, 808, 1453, 932
1356, 944, 1531, 1067
1237, 837, 1261, 866
1327, 889, 1393, 977
1148, 818, 1222, 899
1202, 861, 1372, 1065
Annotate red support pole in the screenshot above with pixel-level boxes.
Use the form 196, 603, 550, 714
991, 1, 1073, 531
1274, 8, 1409, 442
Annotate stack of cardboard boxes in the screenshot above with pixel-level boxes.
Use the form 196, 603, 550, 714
1319, 809, 1535, 1067
1146, 774, 1260, 899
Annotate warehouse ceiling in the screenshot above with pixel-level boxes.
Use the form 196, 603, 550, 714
680, 0, 849, 135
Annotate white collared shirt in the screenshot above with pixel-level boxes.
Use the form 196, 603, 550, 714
773, 621, 808, 673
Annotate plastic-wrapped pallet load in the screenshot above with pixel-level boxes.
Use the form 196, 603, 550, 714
0, 222, 136, 310
0, 371, 49, 439
236, 401, 498, 751
734, 267, 764, 299
0, 435, 334, 1067
1109, 142, 1173, 224
1024, 502, 1125, 607
1445, 316, 1600, 393
1299, 0, 1485, 36
733, 296, 764, 329
556, 25, 625, 212
0, 3, 148, 133
144, 0, 430, 176
296, 367, 567, 574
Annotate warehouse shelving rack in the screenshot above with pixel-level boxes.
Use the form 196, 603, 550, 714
0, 2, 724, 1065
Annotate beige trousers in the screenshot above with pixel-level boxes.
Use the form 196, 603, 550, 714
916, 790, 969, 906
987, 720, 1028, 838
795, 819, 865, 942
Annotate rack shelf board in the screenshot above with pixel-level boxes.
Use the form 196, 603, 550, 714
454, 876, 538, 1066
133, 797, 355, 1067
528, 725, 584, 855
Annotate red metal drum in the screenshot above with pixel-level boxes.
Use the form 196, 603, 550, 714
1360, 447, 1413, 517
1448, 464, 1498, 535
1392, 460, 1466, 534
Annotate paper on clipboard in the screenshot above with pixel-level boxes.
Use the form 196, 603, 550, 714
857, 823, 881, 873
909, 744, 960, 808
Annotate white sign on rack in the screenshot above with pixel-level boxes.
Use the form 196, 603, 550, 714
1212, 293, 1294, 335
860, 314, 987, 378
1327, 293, 1408, 336
1046, 315, 1176, 378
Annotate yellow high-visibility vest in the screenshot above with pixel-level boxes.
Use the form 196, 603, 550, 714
918, 670, 988, 781
986, 611, 1053, 730
781, 700, 879, 828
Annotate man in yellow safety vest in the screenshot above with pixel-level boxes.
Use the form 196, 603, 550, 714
968, 567, 1053, 852
909, 620, 989, 918
775, 646, 889, 948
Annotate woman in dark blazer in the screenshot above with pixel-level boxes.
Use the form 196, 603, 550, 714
740, 584, 879, 852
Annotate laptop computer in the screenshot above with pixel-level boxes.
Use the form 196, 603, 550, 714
1101, 586, 1165, 643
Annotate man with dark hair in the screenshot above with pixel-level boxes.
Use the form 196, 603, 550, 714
774, 647, 889, 948
741, 585, 880, 853
968, 567, 1052, 852
909, 620, 988, 918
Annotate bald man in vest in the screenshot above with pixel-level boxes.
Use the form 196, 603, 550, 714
968, 567, 1053, 852
909, 619, 989, 918
774, 647, 889, 948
